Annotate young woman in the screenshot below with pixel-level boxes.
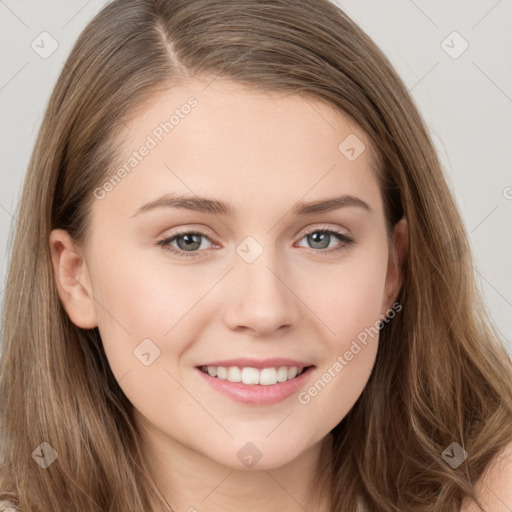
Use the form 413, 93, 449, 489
1, 1, 511, 511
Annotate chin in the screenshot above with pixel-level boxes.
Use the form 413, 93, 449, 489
210, 436, 311, 471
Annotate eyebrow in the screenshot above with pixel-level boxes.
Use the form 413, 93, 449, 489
131, 192, 373, 218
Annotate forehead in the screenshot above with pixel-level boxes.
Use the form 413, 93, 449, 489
92, 78, 383, 225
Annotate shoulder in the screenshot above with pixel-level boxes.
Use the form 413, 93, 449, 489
0, 501, 18, 512
460, 441, 512, 511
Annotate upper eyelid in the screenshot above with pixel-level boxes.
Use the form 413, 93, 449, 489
160, 225, 352, 252
164, 222, 351, 240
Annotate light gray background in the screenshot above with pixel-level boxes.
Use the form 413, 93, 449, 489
1, 0, 511, 354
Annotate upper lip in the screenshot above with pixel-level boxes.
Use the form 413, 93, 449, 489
197, 358, 314, 369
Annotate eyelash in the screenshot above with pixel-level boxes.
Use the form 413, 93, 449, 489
156, 227, 355, 260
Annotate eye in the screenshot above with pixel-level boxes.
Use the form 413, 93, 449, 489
157, 229, 215, 260
156, 226, 355, 260
295, 228, 354, 257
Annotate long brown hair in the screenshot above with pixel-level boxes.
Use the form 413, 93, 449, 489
1, 1, 511, 510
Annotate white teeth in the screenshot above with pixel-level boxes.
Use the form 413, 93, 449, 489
241, 367, 259, 385
277, 366, 288, 382
227, 366, 241, 382
200, 365, 308, 385
259, 368, 277, 385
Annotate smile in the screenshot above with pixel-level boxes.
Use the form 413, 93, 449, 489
196, 365, 315, 405
200, 365, 308, 385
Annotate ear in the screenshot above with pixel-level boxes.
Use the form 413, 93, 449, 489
49, 229, 98, 329
381, 217, 408, 314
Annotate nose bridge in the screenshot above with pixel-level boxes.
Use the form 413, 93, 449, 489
222, 234, 300, 334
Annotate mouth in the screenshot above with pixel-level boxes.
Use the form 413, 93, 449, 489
195, 363, 316, 405
197, 364, 315, 386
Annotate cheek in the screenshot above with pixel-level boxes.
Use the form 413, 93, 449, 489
88, 250, 201, 428
301, 248, 389, 349
293, 250, 387, 427
92, 233, 388, 366
89, 246, 216, 377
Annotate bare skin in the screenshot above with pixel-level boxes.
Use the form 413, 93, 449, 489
50, 77, 407, 511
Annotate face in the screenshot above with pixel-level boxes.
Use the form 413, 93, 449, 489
50, 78, 406, 471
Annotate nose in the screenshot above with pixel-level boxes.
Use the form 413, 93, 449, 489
222, 250, 302, 337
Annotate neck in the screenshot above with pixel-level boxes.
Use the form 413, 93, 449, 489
139, 423, 334, 512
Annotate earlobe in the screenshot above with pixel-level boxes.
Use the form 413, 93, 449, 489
382, 217, 408, 312
49, 229, 98, 329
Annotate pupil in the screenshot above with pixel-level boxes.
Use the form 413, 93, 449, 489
178, 234, 200, 251
309, 232, 329, 249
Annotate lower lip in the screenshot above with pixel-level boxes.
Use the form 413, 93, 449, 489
195, 366, 315, 405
